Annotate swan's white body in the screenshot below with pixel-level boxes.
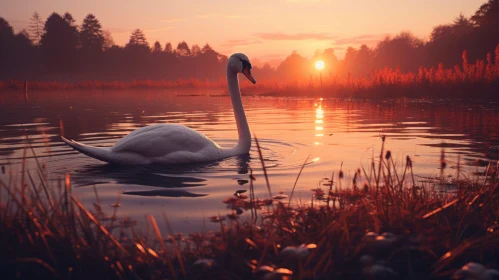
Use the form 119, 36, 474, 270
62, 53, 256, 165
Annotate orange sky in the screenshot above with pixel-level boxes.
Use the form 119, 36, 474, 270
1, 0, 484, 67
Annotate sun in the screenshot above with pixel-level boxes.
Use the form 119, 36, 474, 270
315, 60, 325, 70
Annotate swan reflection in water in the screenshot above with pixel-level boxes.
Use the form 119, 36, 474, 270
68, 153, 252, 198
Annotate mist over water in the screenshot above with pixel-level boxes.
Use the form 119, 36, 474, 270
1, 89, 498, 233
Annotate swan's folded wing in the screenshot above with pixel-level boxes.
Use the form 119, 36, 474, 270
113, 123, 165, 147
111, 124, 212, 158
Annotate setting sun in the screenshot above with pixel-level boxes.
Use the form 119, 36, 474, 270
315, 60, 325, 70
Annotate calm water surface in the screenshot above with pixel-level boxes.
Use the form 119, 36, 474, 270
1, 89, 498, 233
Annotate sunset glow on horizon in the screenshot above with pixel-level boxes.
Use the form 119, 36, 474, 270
0, 0, 485, 66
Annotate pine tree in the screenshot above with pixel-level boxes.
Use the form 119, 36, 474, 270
102, 30, 114, 49
63, 12, 76, 26
191, 44, 201, 56
164, 42, 173, 53
80, 14, 104, 52
28, 11, 43, 45
152, 41, 162, 53
127, 29, 148, 47
40, 12, 79, 71
176, 41, 190, 56
201, 43, 213, 53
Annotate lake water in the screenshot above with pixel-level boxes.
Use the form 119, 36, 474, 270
1, 89, 498, 233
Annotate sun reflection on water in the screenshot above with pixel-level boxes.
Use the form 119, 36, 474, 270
314, 98, 325, 140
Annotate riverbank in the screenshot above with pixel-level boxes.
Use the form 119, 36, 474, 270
2, 79, 498, 101
1, 139, 498, 279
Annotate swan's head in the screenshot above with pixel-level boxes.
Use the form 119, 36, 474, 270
228, 53, 257, 84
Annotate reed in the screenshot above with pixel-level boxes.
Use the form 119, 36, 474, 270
2, 45, 499, 100
0, 136, 498, 279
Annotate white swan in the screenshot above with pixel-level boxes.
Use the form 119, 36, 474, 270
61, 53, 256, 165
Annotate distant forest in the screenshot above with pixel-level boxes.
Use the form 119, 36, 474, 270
0, 0, 498, 83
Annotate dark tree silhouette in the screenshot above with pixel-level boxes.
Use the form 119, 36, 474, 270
201, 43, 213, 53
0, 18, 16, 77
2, 1, 499, 84
80, 14, 105, 52
63, 12, 76, 26
152, 41, 162, 53
40, 12, 79, 73
127, 29, 148, 48
0, 18, 14, 42
28, 11, 43, 45
78, 14, 105, 72
15, 30, 33, 65
191, 44, 201, 56
374, 32, 424, 72
102, 30, 114, 49
427, 14, 474, 68
122, 29, 150, 78
471, 0, 499, 28
164, 42, 173, 53
471, 0, 499, 58
0, 18, 35, 79
176, 41, 190, 56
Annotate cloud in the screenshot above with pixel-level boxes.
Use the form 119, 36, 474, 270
286, 0, 331, 3
254, 32, 337, 41
144, 26, 176, 33
108, 26, 175, 35
196, 13, 246, 19
160, 18, 187, 23
107, 27, 133, 34
220, 39, 262, 48
259, 53, 286, 59
333, 34, 386, 45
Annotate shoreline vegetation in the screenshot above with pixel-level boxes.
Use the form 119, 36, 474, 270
1, 137, 498, 279
2, 0, 499, 100
2, 47, 499, 100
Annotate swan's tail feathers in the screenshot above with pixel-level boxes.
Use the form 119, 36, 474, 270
61, 136, 115, 164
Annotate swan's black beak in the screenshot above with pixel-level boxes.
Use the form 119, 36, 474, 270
242, 68, 256, 84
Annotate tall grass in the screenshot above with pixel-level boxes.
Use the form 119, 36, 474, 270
1, 137, 498, 279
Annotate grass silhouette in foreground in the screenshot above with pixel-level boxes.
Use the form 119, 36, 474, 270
1, 136, 498, 279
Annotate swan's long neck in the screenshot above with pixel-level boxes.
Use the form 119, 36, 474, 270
225, 68, 251, 156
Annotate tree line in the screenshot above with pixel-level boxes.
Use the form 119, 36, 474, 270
280, 0, 499, 81
0, 12, 230, 82
0, 0, 498, 82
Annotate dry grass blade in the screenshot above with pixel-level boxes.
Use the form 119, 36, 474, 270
245, 238, 260, 250
326, 171, 335, 211
108, 192, 122, 231
376, 134, 386, 189
71, 196, 128, 255
288, 155, 310, 204
162, 213, 186, 277
2, 130, 499, 279
13, 258, 59, 278
147, 215, 177, 280
422, 198, 459, 219
254, 135, 273, 201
